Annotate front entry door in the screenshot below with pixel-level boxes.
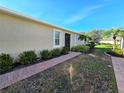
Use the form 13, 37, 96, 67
65, 33, 71, 49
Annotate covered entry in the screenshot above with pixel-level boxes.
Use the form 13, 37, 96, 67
65, 33, 71, 48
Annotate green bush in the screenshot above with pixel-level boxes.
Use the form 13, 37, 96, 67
114, 47, 124, 56
51, 48, 61, 57
19, 51, 37, 65
61, 47, 70, 55
83, 46, 90, 53
87, 41, 95, 49
71, 45, 90, 53
40, 50, 52, 60
71, 46, 78, 52
0, 54, 14, 74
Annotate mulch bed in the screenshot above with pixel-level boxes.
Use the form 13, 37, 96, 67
106, 51, 124, 58
0, 49, 118, 93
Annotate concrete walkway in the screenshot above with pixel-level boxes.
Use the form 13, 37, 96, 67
112, 56, 124, 93
0, 52, 81, 90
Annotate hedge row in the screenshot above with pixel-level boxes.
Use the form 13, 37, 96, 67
0, 45, 92, 74
0, 47, 69, 74
0, 54, 14, 74
40, 47, 69, 60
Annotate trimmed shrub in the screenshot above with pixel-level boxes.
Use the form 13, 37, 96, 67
114, 47, 124, 56
0, 53, 14, 74
107, 45, 124, 57
71, 45, 90, 53
87, 41, 95, 49
61, 47, 70, 55
51, 48, 61, 57
19, 51, 37, 65
71, 46, 79, 52
40, 50, 52, 60
83, 46, 90, 53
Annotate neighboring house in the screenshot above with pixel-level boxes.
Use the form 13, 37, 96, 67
0, 7, 83, 57
100, 40, 114, 44
100, 37, 121, 45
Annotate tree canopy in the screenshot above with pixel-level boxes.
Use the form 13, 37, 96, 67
88, 29, 103, 43
103, 28, 124, 39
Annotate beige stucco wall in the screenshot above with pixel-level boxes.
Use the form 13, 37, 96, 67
0, 11, 82, 57
0, 12, 54, 57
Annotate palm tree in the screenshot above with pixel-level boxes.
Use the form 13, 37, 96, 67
112, 29, 120, 51
118, 29, 124, 49
78, 34, 91, 45
78, 34, 86, 44
103, 28, 124, 51
119, 29, 124, 37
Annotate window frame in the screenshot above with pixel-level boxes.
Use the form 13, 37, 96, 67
53, 29, 62, 48
74, 34, 79, 45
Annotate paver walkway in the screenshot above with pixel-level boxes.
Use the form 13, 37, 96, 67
0, 52, 81, 90
112, 56, 124, 93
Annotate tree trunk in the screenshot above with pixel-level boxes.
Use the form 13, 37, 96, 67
113, 39, 116, 51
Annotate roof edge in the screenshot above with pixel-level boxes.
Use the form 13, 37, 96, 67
0, 6, 80, 34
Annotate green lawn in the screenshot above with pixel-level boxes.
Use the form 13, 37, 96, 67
95, 44, 113, 49
95, 44, 113, 52
0, 48, 118, 93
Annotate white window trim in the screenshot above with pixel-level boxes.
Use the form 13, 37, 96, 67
74, 34, 77, 46
53, 29, 62, 48
74, 34, 79, 45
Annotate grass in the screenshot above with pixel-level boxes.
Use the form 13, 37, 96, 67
95, 43, 112, 48
0, 48, 118, 93
96, 44, 124, 57
95, 44, 113, 52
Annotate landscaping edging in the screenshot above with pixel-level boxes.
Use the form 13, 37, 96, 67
111, 56, 124, 93
104, 52, 121, 93
104, 52, 111, 57
0, 52, 81, 90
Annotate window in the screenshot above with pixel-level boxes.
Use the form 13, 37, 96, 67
53, 30, 62, 47
74, 34, 79, 45
55, 31, 60, 45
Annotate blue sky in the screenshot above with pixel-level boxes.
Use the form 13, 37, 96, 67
0, 0, 123, 32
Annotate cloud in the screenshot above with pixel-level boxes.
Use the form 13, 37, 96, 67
64, 4, 106, 24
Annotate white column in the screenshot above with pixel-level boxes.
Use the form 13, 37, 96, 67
121, 38, 124, 49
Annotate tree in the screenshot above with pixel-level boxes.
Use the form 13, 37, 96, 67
103, 30, 112, 39
78, 34, 91, 45
119, 29, 124, 37
88, 29, 103, 43
112, 29, 121, 50
103, 28, 124, 51
118, 29, 124, 49
78, 34, 87, 42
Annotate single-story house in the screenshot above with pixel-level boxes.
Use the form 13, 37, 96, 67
100, 37, 121, 45
0, 7, 83, 57
100, 40, 114, 44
